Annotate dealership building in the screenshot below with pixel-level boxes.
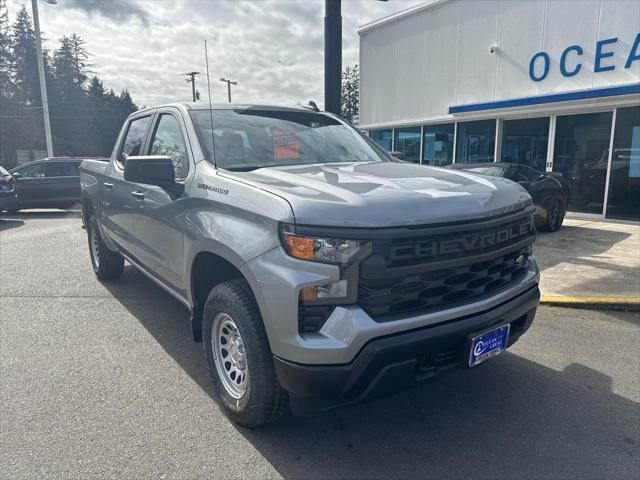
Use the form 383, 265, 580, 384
358, 0, 640, 221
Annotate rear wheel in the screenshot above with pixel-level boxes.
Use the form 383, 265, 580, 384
203, 279, 287, 428
87, 214, 124, 280
543, 193, 566, 232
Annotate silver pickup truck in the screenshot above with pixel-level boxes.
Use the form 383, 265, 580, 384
80, 103, 540, 427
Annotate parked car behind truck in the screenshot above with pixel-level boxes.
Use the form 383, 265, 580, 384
6, 158, 82, 212
80, 103, 540, 427
447, 162, 568, 232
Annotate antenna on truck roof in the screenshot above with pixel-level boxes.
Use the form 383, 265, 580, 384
204, 39, 217, 168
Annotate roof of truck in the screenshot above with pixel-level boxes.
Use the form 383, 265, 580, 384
136, 102, 320, 115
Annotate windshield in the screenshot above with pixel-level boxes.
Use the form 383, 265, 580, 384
190, 109, 388, 170
0, 165, 9, 176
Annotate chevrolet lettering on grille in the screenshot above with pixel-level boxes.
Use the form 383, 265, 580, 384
390, 220, 532, 263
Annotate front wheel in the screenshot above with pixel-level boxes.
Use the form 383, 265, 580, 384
203, 280, 287, 428
542, 193, 566, 232
87, 214, 124, 280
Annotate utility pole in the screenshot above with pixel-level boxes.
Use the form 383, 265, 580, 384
324, 0, 341, 115
219, 78, 237, 103
31, 0, 57, 158
182, 71, 201, 102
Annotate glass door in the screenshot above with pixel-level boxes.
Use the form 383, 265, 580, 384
552, 112, 613, 215
606, 106, 640, 221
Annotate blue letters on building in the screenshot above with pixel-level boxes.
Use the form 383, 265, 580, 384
529, 33, 640, 81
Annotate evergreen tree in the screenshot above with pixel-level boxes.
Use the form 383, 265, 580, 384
0, 7, 137, 166
10, 6, 39, 105
341, 64, 359, 124
0, 0, 13, 98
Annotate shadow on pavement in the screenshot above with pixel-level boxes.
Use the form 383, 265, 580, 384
0, 218, 24, 231
104, 267, 639, 480
535, 225, 631, 273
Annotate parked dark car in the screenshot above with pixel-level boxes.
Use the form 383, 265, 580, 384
0, 164, 19, 212
447, 162, 567, 231
7, 158, 82, 212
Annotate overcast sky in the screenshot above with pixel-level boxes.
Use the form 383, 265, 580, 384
7, 0, 423, 108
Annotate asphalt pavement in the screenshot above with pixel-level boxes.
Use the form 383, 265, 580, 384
1, 212, 639, 480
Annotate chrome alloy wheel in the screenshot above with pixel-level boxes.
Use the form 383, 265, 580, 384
90, 227, 100, 269
211, 313, 249, 399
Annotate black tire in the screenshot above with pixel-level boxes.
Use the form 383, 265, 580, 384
542, 193, 566, 232
87, 214, 124, 280
203, 279, 288, 428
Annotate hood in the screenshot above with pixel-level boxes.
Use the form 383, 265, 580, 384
224, 162, 533, 228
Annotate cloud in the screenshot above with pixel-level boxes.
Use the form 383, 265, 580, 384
61, 0, 149, 25
7, 0, 422, 108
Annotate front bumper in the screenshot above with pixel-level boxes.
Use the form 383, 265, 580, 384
273, 285, 539, 415
242, 246, 539, 365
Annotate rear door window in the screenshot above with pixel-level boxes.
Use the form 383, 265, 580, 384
45, 162, 77, 177
118, 116, 151, 165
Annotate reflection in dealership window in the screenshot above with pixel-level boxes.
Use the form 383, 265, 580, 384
455, 120, 495, 163
553, 112, 612, 215
393, 127, 421, 163
501, 117, 549, 171
423, 123, 454, 166
606, 106, 640, 221
369, 128, 393, 151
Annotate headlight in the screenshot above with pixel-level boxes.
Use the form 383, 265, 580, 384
280, 228, 369, 266
280, 225, 371, 312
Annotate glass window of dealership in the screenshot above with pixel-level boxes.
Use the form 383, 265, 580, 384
368, 105, 640, 221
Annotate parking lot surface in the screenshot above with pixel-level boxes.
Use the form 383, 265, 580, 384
1, 213, 639, 479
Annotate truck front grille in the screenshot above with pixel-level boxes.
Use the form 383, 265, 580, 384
358, 246, 532, 320
357, 210, 535, 321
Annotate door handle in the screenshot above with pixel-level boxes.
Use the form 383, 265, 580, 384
103, 182, 113, 191
131, 191, 145, 201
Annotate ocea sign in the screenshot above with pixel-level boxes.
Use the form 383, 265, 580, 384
529, 32, 640, 81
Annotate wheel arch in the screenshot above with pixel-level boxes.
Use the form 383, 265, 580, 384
187, 242, 265, 343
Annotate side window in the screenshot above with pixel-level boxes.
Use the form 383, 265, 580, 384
516, 165, 540, 182
15, 163, 46, 178
45, 162, 77, 177
119, 116, 151, 165
149, 114, 189, 178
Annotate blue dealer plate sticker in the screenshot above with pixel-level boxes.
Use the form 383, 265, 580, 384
469, 324, 510, 367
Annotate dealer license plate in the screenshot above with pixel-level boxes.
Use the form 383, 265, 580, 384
469, 324, 510, 367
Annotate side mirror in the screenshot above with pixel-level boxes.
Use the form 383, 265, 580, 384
124, 156, 183, 194
389, 151, 405, 161
11, 172, 21, 180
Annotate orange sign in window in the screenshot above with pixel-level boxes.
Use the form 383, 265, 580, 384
272, 128, 299, 160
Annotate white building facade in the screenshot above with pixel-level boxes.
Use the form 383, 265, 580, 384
359, 0, 640, 221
